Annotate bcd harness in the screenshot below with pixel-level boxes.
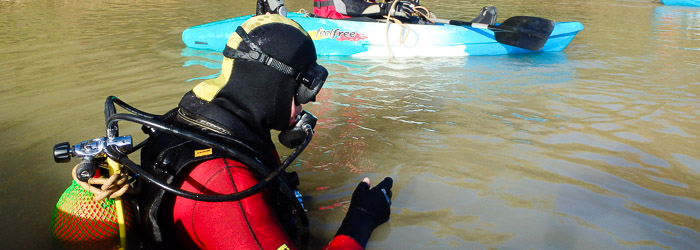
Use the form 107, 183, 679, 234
135, 108, 309, 249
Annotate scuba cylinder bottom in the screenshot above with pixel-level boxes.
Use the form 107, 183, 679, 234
50, 180, 134, 249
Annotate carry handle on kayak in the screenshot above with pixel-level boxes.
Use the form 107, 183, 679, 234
433, 16, 555, 51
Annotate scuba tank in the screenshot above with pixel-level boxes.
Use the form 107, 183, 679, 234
51, 131, 136, 249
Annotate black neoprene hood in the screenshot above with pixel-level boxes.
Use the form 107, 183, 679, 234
198, 15, 319, 132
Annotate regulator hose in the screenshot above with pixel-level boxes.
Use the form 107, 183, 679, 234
104, 113, 313, 202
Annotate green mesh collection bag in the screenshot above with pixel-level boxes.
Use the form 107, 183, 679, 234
51, 180, 133, 249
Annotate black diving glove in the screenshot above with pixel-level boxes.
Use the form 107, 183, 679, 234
336, 177, 394, 247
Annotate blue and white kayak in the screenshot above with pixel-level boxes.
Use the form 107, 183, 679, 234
661, 0, 700, 7
182, 13, 584, 57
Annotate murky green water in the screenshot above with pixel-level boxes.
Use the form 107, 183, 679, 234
1, 0, 698, 249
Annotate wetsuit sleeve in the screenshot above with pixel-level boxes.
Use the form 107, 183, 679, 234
323, 234, 364, 250
172, 158, 296, 250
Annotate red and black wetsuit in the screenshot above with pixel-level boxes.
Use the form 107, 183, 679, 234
172, 157, 363, 250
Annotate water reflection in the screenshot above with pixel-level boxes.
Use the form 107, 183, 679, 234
180, 48, 222, 81
307, 49, 696, 248
303, 54, 587, 248
652, 5, 700, 51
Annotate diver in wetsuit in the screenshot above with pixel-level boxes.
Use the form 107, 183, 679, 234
137, 14, 393, 249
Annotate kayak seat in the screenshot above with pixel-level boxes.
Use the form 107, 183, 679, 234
307, 13, 383, 23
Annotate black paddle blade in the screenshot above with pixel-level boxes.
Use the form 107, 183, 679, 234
494, 16, 555, 51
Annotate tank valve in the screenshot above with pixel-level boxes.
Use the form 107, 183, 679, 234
53, 136, 133, 163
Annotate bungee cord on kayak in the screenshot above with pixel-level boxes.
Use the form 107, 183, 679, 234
383, 0, 412, 58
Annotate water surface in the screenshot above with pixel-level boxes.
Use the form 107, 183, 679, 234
1, 0, 698, 249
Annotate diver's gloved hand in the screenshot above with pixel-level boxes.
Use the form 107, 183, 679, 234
380, 1, 417, 18
336, 177, 393, 247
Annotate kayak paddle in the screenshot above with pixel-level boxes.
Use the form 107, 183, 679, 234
433, 16, 555, 51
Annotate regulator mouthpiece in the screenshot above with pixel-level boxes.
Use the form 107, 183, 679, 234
279, 110, 317, 149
